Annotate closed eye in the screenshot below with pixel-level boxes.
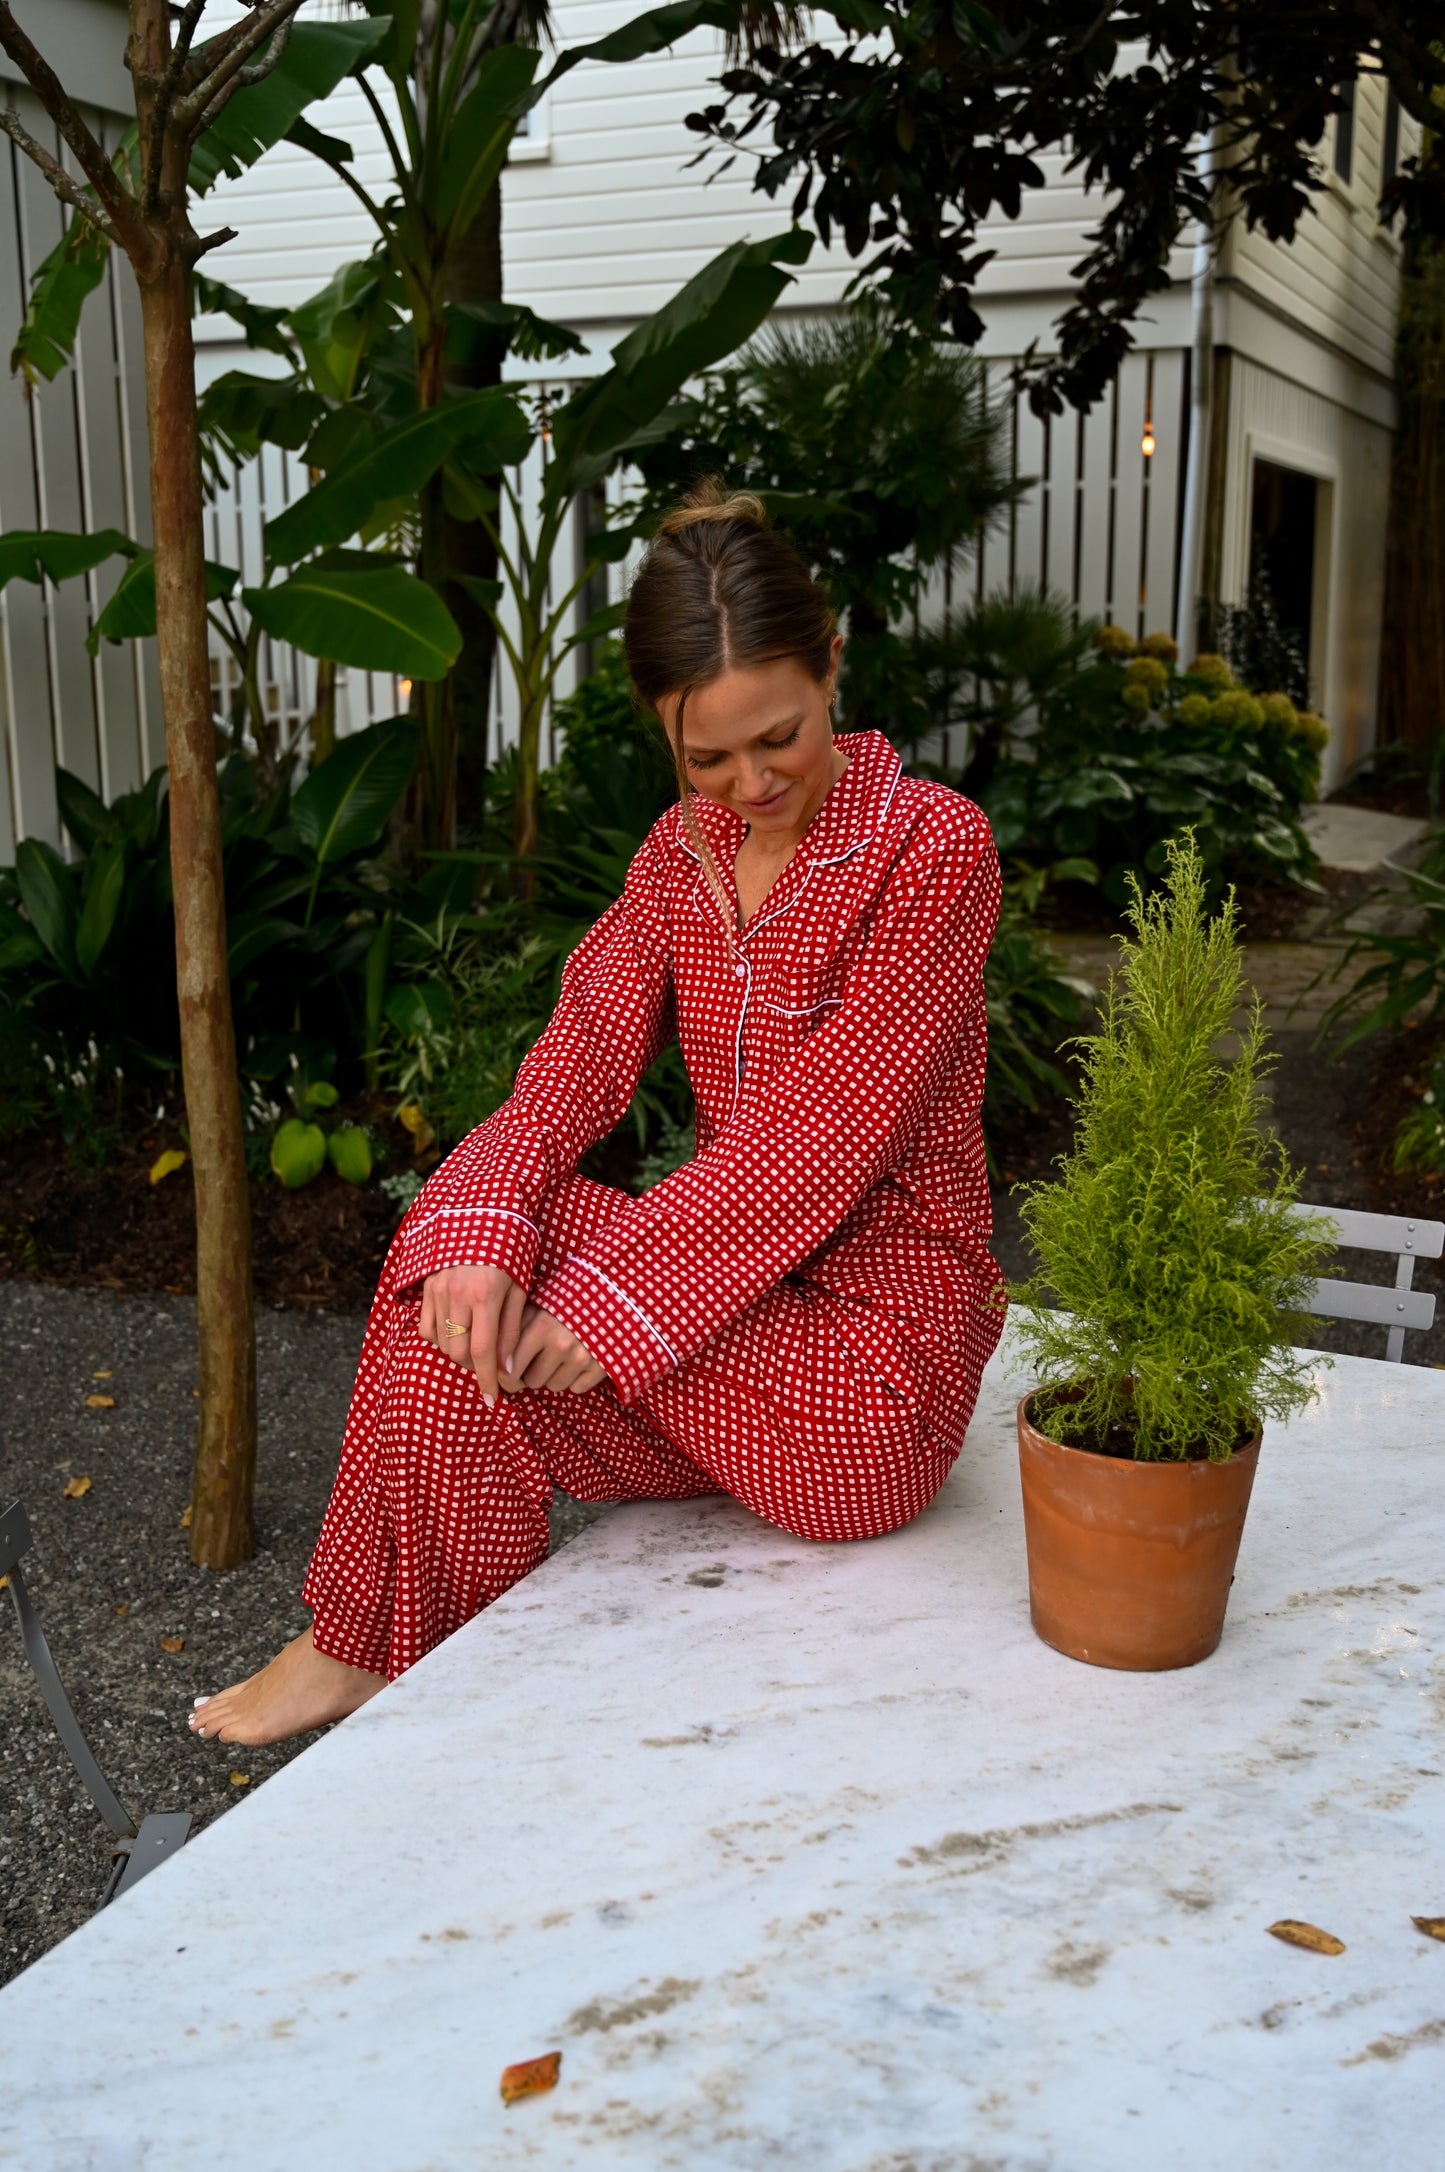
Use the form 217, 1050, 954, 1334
686, 725, 801, 772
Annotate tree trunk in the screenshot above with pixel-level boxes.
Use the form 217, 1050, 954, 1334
138, 247, 257, 1571
443, 181, 503, 832
1379, 237, 1445, 755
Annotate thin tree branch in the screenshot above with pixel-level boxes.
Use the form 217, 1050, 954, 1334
142, 0, 209, 216
0, 2, 134, 229
191, 223, 239, 261
175, 0, 308, 135
0, 107, 122, 244
189, 14, 299, 140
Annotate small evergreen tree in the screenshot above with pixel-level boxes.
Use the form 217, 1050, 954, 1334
1012, 832, 1331, 1461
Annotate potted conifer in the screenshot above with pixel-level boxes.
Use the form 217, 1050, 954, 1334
1009, 833, 1332, 1671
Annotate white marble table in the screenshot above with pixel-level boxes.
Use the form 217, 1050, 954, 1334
3, 1339, 1442, 2170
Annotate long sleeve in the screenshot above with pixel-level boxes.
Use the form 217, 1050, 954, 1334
389, 831, 676, 1296
534, 811, 999, 1399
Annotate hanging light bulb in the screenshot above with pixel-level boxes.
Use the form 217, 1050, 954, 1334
1141, 420, 1157, 459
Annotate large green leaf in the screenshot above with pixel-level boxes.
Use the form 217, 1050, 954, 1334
194, 276, 299, 362
199, 370, 327, 461
288, 258, 397, 405
87, 551, 238, 653
244, 565, 461, 679
15, 838, 78, 979
188, 19, 391, 191
550, 230, 813, 490
265, 388, 531, 566
55, 768, 113, 853
437, 45, 540, 233
0, 528, 135, 591
75, 838, 126, 979
291, 716, 421, 865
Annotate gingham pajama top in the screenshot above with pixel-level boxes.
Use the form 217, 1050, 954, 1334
304, 730, 1006, 1678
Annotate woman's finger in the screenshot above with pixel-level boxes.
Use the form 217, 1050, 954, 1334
567, 1361, 607, 1396
469, 1285, 506, 1405
419, 1278, 437, 1345
499, 1279, 528, 1379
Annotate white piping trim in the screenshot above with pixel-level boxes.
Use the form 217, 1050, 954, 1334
415, 1205, 539, 1237
563, 1255, 681, 1364
759, 998, 843, 1017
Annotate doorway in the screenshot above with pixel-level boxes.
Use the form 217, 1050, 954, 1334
1248, 459, 1319, 697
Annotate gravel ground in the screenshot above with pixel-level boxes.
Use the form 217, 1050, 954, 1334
0, 1284, 601, 1989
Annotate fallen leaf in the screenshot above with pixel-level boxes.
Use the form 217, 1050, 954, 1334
1267, 1919, 1345, 1955
0, 1574, 9, 1591
1412, 1916, 1445, 1942
180, 1505, 192, 1528
92, 1369, 112, 1379
114, 1603, 128, 1614
62, 1476, 92, 1499
398, 1101, 436, 1154
193, 1388, 200, 1398
500, 2051, 561, 2105
159, 1635, 185, 1653
164, 1283, 185, 1294
229, 1771, 250, 1787
149, 1148, 188, 1185
86, 1393, 116, 1409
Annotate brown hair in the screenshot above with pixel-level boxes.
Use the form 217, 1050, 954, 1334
623, 479, 837, 943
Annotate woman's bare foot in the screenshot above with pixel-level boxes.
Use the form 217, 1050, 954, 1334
188, 1625, 386, 1747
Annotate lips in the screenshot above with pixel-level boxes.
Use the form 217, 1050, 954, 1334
741, 784, 790, 812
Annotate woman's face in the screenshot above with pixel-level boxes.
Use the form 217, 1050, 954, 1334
658, 636, 845, 843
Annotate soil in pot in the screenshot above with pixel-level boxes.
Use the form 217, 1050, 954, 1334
1016, 1392, 1262, 1671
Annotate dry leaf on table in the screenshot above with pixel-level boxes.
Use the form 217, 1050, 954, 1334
149, 1149, 187, 1185
500, 2052, 562, 2104
229, 1771, 250, 1787
85, 1394, 115, 1409
180, 1505, 192, 1527
62, 1476, 92, 1499
1267, 1919, 1345, 1955
1412, 1915, 1445, 1942
159, 1635, 185, 1653
92, 1369, 112, 1379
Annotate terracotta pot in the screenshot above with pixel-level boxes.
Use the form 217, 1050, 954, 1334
1016, 1392, 1262, 1671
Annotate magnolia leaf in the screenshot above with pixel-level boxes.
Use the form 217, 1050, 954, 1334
229, 1771, 251, 1787
328, 1124, 374, 1185
92, 1370, 111, 1378
159, 1636, 185, 1654
398, 1102, 437, 1154
149, 1149, 188, 1185
244, 566, 461, 680
85, 1395, 115, 1409
63, 1475, 93, 1496
499, 2051, 561, 2104
1412, 1916, 1445, 1941
180, 1504, 193, 1528
1267, 1919, 1345, 1955
271, 1119, 328, 1189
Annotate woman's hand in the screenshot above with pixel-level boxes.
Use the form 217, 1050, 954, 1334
503, 1302, 607, 1397
419, 1264, 529, 1406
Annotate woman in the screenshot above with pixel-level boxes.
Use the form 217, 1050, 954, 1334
192, 486, 1005, 1748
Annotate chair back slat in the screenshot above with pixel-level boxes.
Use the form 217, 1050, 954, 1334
1303, 1279, 1437, 1333
1289, 1200, 1444, 1361
1287, 1202, 1444, 1260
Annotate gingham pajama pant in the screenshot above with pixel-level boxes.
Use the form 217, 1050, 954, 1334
302, 1171, 957, 1681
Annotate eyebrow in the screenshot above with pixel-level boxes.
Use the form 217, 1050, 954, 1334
683, 712, 805, 759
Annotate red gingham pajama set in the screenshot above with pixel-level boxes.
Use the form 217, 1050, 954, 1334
303, 731, 1006, 1679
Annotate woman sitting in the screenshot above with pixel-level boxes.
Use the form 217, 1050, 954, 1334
192, 484, 1006, 1747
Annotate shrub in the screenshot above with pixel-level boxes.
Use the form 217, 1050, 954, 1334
1010, 833, 1330, 1461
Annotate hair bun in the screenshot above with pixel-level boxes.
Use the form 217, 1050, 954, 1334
656, 479, 767, 538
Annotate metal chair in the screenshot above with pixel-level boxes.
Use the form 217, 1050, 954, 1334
2, 1490, 191, 1906
1289, 1202, 1444, 1361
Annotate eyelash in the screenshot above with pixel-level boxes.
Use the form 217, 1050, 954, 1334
687, 725, 801, 772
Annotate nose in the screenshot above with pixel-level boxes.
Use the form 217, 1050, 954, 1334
738, 761, 775, 801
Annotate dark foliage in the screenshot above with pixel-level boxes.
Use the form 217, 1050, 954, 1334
687, 0, 1445, 411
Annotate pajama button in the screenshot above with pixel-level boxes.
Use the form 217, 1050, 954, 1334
734, 962, 747, 978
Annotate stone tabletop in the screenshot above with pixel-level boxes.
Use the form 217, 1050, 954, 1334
2, 1337, 1442, 2170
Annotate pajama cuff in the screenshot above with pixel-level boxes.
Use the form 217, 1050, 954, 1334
533, 1254, 680, 1404
390, 1200, 541, 1298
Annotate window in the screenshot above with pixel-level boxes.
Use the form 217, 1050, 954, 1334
1381, 87, 1401, 193
1332, 79, 1356, 187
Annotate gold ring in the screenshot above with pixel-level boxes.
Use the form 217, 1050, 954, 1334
443, 1319, 467, 1338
